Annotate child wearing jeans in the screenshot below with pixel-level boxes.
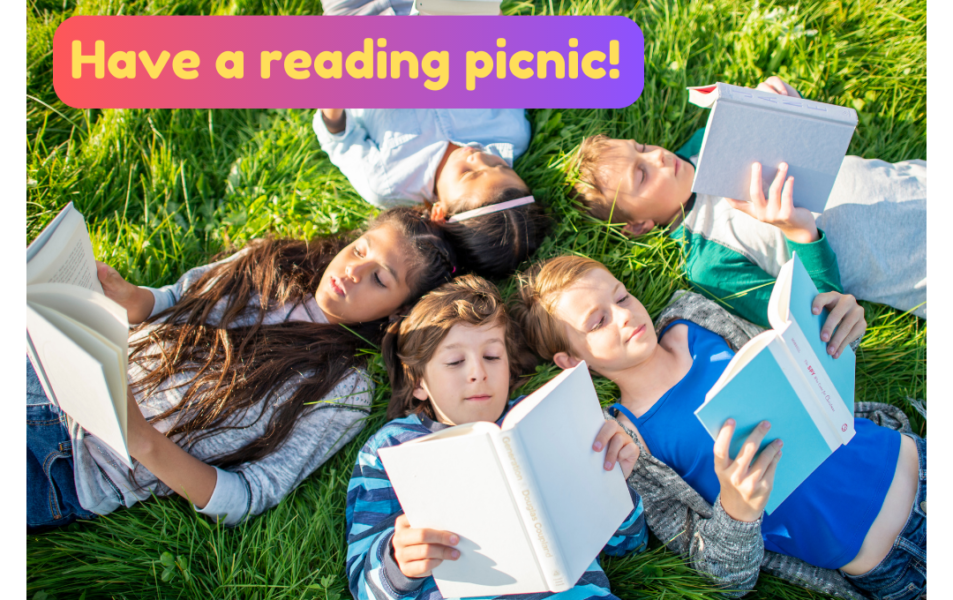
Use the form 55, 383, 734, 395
571, 76, 926, 325
345, 274, 648, 600
315, 109, 546, 277
512, 255, 925, 600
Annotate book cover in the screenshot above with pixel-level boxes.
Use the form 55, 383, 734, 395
688, 82, 857, 213
379, 363, 633, 597
694, 253, 856, 513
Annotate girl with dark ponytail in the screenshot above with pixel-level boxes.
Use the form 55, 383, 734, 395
27, 207, 457, 531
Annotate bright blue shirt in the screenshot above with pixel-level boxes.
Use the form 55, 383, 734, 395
346, 396, 648, 600
313, 109, 531, 208
626, 320, 900, 570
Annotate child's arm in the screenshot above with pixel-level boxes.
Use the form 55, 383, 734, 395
346, 433, 446, 600
311, 110, 398, 208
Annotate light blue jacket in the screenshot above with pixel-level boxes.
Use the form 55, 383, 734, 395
312, 109, 532, 207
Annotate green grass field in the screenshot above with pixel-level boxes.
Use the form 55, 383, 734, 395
27, 0, 925, 598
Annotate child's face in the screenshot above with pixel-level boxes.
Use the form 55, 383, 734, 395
435, 145, 527, 212
413, 320, 511, 426
551, 267, 659, 374
315, 223, 414, 324
591, 139, 695, 236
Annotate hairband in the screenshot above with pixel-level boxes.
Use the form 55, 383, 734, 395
446, 196, 535, 223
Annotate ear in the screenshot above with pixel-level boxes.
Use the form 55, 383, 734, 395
412, 381, 429, 401
622, 220, 655, 237
553, 352, 582, 370
430, 203, 448, 224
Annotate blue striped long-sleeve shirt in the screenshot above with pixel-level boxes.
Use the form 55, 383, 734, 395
345, 398, 648, 600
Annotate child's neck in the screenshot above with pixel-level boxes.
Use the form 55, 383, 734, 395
611, 329, 693, 418
432, 142, 460, 194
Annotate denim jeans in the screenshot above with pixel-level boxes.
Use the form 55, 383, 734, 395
843, 433, 926, 600
27, 357, 97, 532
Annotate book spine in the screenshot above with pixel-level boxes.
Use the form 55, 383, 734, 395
490, 430, 572, 592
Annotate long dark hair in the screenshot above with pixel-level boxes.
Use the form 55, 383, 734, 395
444, 187, 550, 279
129, 207, 456, 468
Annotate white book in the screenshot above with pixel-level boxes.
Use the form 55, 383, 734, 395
27, 204, 132, 467
378, 363, 634, 598
694, 253, 856, 514
687, 82, 858, 213
413, 0, 501, 15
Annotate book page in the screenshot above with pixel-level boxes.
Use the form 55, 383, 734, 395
26, 303, 131, 467
27, 205, 103, 293
507, 364, 634, 587
379, 431, 544, 597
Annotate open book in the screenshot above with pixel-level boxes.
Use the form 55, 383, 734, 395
687, 82, 858, 213
413, 0, 501, 15
694, 253, 856, 514
27, 203, 132, 467
378, 363, 634, 598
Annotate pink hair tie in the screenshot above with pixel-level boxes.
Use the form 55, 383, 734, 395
446, 196, 535, 223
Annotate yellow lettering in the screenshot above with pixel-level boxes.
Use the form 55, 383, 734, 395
390, 51, 418, 79
509, 51, 534, 79
422, 51, 449, 91
284, 50, 312, 80
215, 51, 244, 79
107, 50, 137, 79
466, 50, 492, 91
315, 51, 343, 79
138, 50, 170, 79
172, 51, 200, 80
582, 50, 606, 79
345, 38, 374, 79
536, 51, 565, 79
260, 50, 282, 79
72, 40, 104, 79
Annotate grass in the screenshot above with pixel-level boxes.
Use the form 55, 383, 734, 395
27, 0, 925, 598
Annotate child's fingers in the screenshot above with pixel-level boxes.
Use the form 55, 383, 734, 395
725, 197, 755, 216
734, 421, 771, 472
713, 419, 737, 471
602, 432, 628, 471
812, 291, 840, 316
399, 558, 444, 579
767, 163, 789, 206
397, 542, 460, 563
394, 524, 459, 550
828, 306, 866, 357
592, 420, 620, 453
779, 175, 795, 217
820, 295, 857, 346
618, 442, 640, 478
749, 163, 767, 205
749, 439, 783, 482
761, 450, 782, 490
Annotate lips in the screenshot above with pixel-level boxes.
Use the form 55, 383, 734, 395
674, 155, 680, 176
329, 276, 346, 297
626, 324, 646, 344
464, 394, 493, 402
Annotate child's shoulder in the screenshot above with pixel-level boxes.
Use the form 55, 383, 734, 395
360, 413, 434, 457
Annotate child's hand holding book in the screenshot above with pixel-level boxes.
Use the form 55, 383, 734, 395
714, 419, 783, 522
96, 261, 156, 324
725, 162, 820, 244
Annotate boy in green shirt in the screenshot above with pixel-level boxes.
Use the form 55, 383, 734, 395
572, 77, 926, 327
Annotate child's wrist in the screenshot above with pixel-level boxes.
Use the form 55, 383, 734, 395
779, 223, 819, 244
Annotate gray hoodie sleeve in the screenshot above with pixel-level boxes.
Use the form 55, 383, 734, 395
145, 248, 250, 317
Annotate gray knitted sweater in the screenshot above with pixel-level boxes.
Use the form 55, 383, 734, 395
610, 290, 913, 599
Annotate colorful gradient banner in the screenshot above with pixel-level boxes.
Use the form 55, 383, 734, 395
53, 16, 643, 109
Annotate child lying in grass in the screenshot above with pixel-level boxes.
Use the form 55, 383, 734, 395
315, 109, 547, 278
572, 76, 927, 325
513, 255, 925, 600
345, 274, 647, 600
27, 208, 457, 531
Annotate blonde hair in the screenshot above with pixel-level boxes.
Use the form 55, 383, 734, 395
571, 134, 629, 223
382, 274, 534, 421
511, 255, 611, 361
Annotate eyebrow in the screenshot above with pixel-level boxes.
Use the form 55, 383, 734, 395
442, 337, 504, 350
366, 236, 401, 285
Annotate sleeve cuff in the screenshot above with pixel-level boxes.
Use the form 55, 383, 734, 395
707, 496, 764, 542
381, 530, 428, 593
144, 286, 177, 320
194, 466, 250, 527
785, 228, 837, 272
312, 109, 353, 147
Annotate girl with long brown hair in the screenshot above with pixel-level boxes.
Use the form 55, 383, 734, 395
27, 207, 457, 531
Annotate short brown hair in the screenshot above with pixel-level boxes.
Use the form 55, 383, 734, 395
382, 274, 535, 420
510, 255, 611, 361
571, 134, 628, 223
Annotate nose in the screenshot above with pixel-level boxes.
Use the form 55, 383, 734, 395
468, 359, 488, 382
345, 260, 368, 283
468, 150, 495, 167
612, 304, 630, 329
